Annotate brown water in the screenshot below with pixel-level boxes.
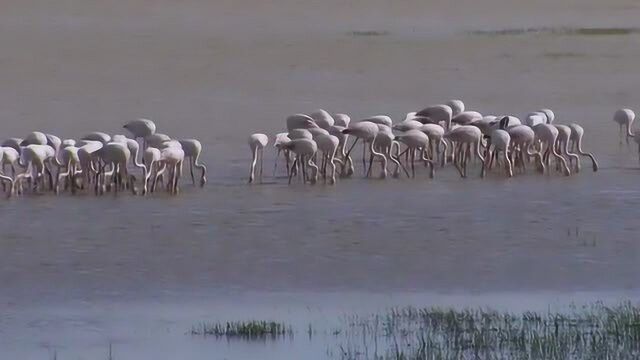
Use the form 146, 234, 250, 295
2, 0, 640, 358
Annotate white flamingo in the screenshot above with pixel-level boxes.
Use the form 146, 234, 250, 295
415, 105, 454, 130
568, 123, 598, 171
145, 133, 172, 149
2, 138, 23, 154
539, 108, 555, 124
281, 138, 319, 185
123, 118, 156, 150
95, 142, 137, 195
77, 140, 103, 190
507, 125, 542, 173
613, 108, 635, 145
532, 124, 570, 176
342, 121, 387, 178
333, 113, 351, 127
248, 134, 268, 184
14, 144, 56, 194
482, 117, 513, 178
178, 139, 207, 187
273, 132, 292, 177
142, 147, 163, 194
392, 120, 424, 132
54, 146, 81, 194
309, 109, 335, 130
447, 99, 465, 116
0, 148, 15, 197
443, 125, 485, 177
452, 111, 483, 126
315, 133, 343, 184
286, 114, 319, 131
394, 130, 435, 179
81, 132, 111, 145
158, 145, 185, 194
420, 123, 448, 166
554, 124, 580, 172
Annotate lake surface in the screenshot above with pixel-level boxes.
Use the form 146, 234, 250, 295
2, 0, 640, 358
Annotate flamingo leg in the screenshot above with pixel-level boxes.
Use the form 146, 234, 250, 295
259, 148, 264, 183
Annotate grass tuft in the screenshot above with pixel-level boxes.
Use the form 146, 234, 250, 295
349, 30, 390, 37
189, 320, 292, 339
335, 302, 640, 359
471, 27, 640, 37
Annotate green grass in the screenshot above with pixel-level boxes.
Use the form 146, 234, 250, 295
334, 302, 640, 359
189, 320, 292, 339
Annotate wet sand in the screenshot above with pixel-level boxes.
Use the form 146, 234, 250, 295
2, 0, 640, 358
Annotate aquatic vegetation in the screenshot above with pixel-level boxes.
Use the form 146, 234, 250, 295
189, 320, 292, 339
333, 302, 640, 359
471, 27, 640, 37
543, 52, 586, 59
349, 30, 390, 37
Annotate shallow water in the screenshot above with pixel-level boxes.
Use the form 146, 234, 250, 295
2, 0, 640, 358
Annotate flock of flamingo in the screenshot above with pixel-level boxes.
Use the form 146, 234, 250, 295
249, 99, 634, 185
0, 119, 206, 197
0, 101, 636, 197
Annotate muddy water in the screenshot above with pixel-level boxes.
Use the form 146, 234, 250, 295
2, 0, 640, 358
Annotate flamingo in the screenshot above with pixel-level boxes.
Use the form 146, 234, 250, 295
145, 133, 172, 149
447, 99, 465, 116
482, 117, 513, 178
286, 114, 319, 131
248, 134, 268, 184
81, 132, 111, 145
315, 133, 343, 184
443, 125, 485, 177
360, 115, 393, 127
0, 146, 20, 180
273, 132, 292, 177
280, 138, 319, 185
415, 104, 453, 130
158, 145, 185, 194
123, 118, 156, 150
532, 124, 570, 176
54, 146, 81, 194
333, 113, 351, 127
373, 125, 405, 178
507, 125, 542, 173
471, 116, 498, 136
568, 123, 598, 171
451, 111, 483, 126
288, 129, 313, 140
394, 130, 435, 179
342, 121, 387, 178
177, 139, 207, 187
13, 144, 56, 194
142, 147, 163, 194
77, 140, 103, 190
539, 108, 555, 124
613, 108, 635, 145
95, 142, 133, 195
554, 124, 580, 172
20, 131, 47, 146
309, 109, 335, 130
0, 148, 15, 197
420, 123, 448, 166
2, 138, 23, 154
392, 120, 424, 132
328, 126, 353, 177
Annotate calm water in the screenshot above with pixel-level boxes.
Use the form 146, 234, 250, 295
2, 0, 640, 358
